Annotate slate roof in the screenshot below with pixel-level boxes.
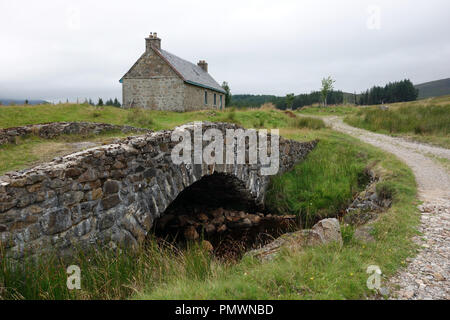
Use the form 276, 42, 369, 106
159, 49, 226, 94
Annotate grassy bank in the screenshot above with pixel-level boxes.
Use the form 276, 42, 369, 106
0, 105, 419, 300
345, 104, 450, 148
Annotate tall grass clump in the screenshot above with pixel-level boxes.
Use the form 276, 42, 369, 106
288, 117, 326, 130
260, 103, 276, 110
0, 239, 216, 300
345, 104, 450, 136
125, 108, 155, 128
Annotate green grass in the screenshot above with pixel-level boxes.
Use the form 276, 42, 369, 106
345, 104, 450, 147
287, 117, 326, 130
297, 105, 360, 116
0, 105, 419, 300
0, 239, 216, 300
343, 99, 450, 148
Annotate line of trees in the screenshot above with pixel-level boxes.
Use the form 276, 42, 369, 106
275, 90, 344, 110
358, 79, 418, 105
83, 98, 121, 107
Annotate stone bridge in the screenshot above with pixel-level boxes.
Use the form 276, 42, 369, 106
0, 122, 317, 259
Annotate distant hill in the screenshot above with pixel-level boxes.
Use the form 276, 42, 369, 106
0, 98, 48, 106
415, 78, 450, 99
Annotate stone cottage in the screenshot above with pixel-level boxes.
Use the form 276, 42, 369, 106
120, 33, 226, 111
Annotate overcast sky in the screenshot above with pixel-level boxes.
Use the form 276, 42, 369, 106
1, 0, 449, 102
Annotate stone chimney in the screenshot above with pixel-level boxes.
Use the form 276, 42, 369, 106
146, 32, 161, 51
197, 60, 208, 73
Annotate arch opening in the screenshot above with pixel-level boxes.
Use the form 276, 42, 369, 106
153, 173, 298, 260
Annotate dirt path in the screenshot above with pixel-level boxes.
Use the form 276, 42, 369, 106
323, 116, 449, 300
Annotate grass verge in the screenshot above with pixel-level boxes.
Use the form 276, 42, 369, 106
344, 103, 450, 148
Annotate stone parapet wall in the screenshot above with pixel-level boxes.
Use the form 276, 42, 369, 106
0, 122, 151, 146
0, 122, 317, 259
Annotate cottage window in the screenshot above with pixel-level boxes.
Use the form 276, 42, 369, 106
214, 93, 217, 105
204, 91, 208, 105
220, 95, 223, 109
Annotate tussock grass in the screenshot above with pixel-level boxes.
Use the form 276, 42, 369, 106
0, 239, 217, 300
345, 104, 449, 137
288, 117, 326, 130
260, 102, 276, 110
126, 108, 154, 127
343, 96, 450, 148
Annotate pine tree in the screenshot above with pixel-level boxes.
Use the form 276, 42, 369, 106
97, 98, 104, 107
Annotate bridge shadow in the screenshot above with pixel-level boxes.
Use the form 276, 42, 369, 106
153, 172, 297, 260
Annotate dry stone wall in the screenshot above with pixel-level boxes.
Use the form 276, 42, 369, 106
0, 122, 317, 259
0, 122, 150, 146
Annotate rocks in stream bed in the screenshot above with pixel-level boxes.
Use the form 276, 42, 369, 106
155, 206, 297, 243
246, 218, 343, 261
